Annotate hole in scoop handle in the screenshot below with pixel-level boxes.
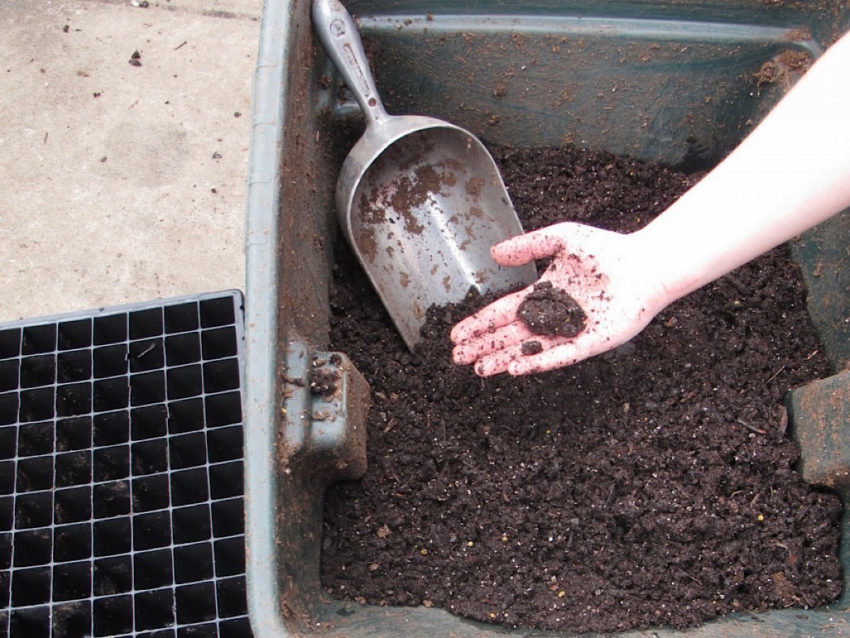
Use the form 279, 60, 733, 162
312, 0, 389, 125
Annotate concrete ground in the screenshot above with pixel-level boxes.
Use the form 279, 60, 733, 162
0, 0, 262, 322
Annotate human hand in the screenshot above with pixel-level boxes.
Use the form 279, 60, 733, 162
450, 222, 670, 376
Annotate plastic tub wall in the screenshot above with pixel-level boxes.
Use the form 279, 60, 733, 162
243, 1, 850, 636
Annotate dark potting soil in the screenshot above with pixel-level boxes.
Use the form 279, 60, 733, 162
518, 281, 588, 338
321, 145, 843, 633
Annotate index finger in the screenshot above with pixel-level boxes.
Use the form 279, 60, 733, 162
491, 228, 567, 266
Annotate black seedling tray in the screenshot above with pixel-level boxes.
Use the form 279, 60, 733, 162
0, 292, 251, 637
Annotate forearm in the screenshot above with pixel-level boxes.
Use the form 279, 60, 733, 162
637, 31, 850, 303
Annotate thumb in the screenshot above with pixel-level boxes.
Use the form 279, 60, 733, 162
491, 227, 566, 267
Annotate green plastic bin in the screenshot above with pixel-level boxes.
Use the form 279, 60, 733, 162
243, 1, 850, 635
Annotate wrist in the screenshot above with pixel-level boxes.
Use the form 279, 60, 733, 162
627, 225, 693, 309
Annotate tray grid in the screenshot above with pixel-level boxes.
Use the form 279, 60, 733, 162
0, 292, 251, 638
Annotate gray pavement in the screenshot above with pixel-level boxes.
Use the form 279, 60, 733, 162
0, 0, 262, 321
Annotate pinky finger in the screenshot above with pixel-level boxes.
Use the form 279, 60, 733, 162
473, 347, 522, 377
506, 333, 606, 375
472, 334, 561, 376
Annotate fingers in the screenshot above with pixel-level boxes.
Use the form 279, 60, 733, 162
452, 222, 609, 375
505, 339, 594, 376
452, 320, 532, 364
474, 332, 600, 377
490, 227, 567, 267
452, 224, 577, 344
449, 288, 529, 344
469, 335, 560, 376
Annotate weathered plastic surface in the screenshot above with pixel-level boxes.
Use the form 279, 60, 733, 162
786, 212, 850, 613
787, 368, 850, 611
788, 370, 850, 493
243, 1, 850, 636
790, 210, 850, 373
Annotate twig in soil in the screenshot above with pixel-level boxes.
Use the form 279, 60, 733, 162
765, 364, 786, 384
723, 273, 753, 297
777, 407, 789, 435
382, 417, 398, 433
736, 419, 767, 435
685, 572, 703, 586
680, 389, 698, 403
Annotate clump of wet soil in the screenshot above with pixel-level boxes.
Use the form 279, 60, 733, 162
518, 280, 587, 338
321, 145, 842, 633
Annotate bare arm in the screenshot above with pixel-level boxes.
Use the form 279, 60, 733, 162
452, 31, 850, 377
640, 30, 850, 303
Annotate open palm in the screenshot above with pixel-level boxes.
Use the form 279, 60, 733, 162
450, 222, 669, 376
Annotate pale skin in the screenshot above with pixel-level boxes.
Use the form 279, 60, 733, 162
452, 30, 850, 377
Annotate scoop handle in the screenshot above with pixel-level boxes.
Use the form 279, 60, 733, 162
312, 0, 389, 125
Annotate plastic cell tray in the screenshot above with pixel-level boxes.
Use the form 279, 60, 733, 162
0, 292, 251, 638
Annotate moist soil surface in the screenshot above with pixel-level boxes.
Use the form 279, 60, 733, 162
321, 145, 842, 633
518, 280, 588, 338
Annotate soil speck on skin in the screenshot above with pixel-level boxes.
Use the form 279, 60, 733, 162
321, 145, 842, 633
521, 340, 543, 355
518, 281, 587, 337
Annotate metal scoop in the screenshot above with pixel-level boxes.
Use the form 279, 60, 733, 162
313, 0, 536, 349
